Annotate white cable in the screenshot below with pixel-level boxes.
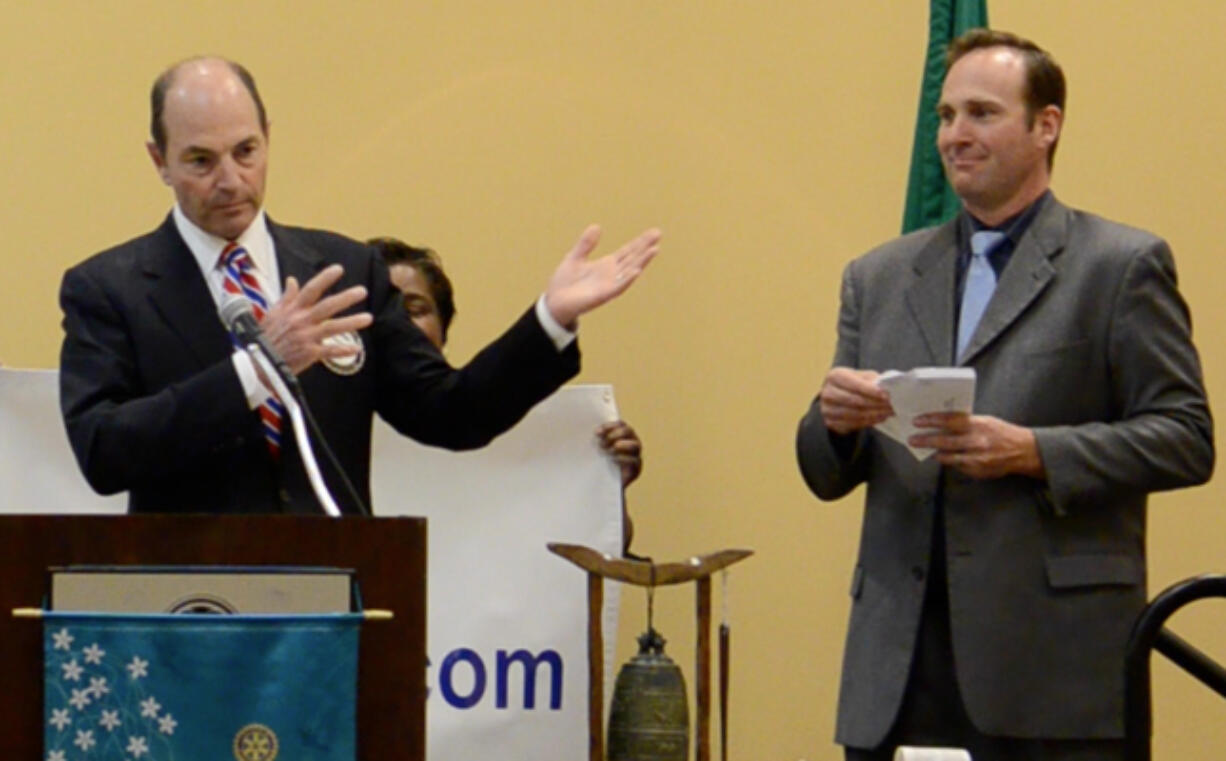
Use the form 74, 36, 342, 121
246, 344, 342, 518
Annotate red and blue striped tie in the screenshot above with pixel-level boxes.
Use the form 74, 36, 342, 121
220, 242, 285, 459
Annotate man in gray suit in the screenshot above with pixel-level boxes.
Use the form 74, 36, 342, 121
796, 29, 1213, 761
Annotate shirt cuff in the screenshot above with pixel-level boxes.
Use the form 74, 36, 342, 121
535, 294, 577, 351
231, 350, 273, 409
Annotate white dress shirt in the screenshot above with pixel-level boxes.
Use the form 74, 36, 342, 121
172, 205, 277, 409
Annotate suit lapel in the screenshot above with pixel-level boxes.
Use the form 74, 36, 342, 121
140, 216, 333, 370
268, 219, 329, 290
904, 221, 959, 365
264, 220, 335, 473
958, 199, 1068, 364
142, 216, 233, 366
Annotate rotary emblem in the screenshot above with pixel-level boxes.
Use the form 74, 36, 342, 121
321, 330, 366, 376
233, 723, 279, 761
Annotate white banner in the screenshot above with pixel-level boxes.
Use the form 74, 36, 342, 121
0, 370, 128, 514
373, 385, 622, 761
0, 370, 620, 761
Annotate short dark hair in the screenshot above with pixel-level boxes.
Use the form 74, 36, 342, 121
150, 58, 268, 155
368, 237, 457, 341
946, 29, 1066, 167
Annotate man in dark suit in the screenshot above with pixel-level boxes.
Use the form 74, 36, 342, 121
796, 30, 1212, 761
59, 56, 660, 516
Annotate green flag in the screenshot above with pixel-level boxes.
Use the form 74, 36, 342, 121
901, 0, 989, 233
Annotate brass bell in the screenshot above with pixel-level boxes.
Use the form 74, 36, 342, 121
607, 628, 689, 761
548, 543, 753, 761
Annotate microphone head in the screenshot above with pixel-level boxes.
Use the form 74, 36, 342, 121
219, 293, 256, 332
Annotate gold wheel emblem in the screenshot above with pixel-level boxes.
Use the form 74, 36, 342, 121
233, 723, 279, 761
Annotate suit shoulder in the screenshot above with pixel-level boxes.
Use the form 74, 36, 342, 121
64, 225, 169, 284
1043, 204, 1185, 303
845, 224, 948, 279
269, 221, 394, 299
271, 223, 377, 263
1063, 207, 1168, 257
862, 225, 944, 260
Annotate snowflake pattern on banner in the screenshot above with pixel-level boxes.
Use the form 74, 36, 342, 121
44, 626, 179, 761
42, 611, 359, 761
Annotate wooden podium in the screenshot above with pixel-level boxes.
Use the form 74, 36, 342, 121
0, 514, 426, 760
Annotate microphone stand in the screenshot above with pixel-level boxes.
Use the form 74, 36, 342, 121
245, 343, 343, 518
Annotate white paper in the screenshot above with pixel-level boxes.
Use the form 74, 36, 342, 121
893, 746, 972, 761
874, 367, 976, 460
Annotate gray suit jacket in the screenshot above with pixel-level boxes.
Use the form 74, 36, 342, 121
796, 197, 1213, 746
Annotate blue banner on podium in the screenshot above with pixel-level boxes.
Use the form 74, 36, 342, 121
43, 612, 359, 761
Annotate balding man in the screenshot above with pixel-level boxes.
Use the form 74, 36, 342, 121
797, 30, 1212, 760
59, 57, 659, 515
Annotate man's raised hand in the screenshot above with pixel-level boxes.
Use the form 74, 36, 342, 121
260, 264, 373, 375
543, 225, 661, 328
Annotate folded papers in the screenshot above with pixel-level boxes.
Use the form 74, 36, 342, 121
873, 367, 976, 460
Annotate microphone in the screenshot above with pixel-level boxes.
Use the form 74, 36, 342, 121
217, 293, 372, 517
218, 294, 299, 392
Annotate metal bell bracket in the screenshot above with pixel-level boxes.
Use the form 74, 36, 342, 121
548, 543, 753, 761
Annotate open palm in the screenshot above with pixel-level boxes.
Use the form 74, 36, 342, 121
544, 225, 661, 327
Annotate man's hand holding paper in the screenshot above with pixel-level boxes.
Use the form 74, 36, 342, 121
866, 366, 1044, 479
818, 367, 893, 435
911, 410, 1045, 480
820, 365, 1044, 479
872, 368, 975, 461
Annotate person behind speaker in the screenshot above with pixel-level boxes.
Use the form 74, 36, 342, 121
796, 29, 1213, 761
369, 237, 643, 551
59, 56, 660, 515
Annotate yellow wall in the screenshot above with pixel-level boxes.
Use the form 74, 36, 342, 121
4, 2, 1225, 758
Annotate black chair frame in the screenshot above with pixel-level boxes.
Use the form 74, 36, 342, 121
1124, 574, 1226, 761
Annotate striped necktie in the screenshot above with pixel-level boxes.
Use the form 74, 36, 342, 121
219, 242, 285, 459
956, 230, 1006, 362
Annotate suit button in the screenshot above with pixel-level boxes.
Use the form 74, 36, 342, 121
278, 488, 291, 503
911, 566, 925, 581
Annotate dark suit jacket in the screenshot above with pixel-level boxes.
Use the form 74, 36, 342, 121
796, 197, 1213, 746
60, 215, 580, 515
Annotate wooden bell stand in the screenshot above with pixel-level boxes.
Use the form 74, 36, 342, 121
549, 543, 752, 761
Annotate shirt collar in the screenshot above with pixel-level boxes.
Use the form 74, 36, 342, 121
960, 189, 1051, 248
172, 204, 274, 277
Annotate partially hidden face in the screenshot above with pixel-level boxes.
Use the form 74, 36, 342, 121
389, 263, 445, 350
